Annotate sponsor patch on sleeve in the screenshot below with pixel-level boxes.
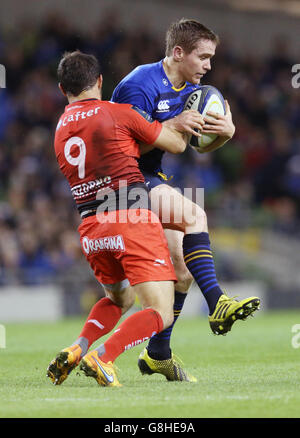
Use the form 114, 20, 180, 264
131, 106, 154, 123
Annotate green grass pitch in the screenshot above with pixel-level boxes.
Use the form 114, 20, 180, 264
0, 310, 300, 418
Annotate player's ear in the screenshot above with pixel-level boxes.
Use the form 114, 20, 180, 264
97, 75, 103, 90
58, 83, 67, 97
173, 46, 184, 62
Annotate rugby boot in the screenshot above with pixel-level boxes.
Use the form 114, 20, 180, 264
47, 344, 82, 385
138, 348, 197, 382
80, 350, 121, 387
209, 294, 260, 335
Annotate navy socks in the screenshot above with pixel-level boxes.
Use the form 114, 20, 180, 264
147, 232, 223, 361
183, 232, 223, 315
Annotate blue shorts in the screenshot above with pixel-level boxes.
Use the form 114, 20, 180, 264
142, 170, 173, 190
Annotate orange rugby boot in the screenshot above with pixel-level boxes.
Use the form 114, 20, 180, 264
80, 350, 121, 387
47, 344, 82, 385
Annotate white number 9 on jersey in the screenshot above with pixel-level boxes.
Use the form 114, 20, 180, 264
64, 136, 86, 179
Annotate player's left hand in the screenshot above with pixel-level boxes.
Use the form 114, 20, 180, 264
202, 100, 235, 139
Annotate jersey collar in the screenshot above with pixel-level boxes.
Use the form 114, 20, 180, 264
65, 98, 99, 111
160, 59, 187, 92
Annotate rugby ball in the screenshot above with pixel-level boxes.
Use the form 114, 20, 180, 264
184, 85, 226, 151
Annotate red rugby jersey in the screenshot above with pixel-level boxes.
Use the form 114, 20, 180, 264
54, 99, 162, 206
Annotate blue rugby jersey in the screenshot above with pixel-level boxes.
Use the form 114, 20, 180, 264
111, 60, 199, 176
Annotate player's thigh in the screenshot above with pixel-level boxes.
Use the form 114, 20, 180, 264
117, 210, 177, 287
163, 228, 193, 292
149, 183, 207, 232
133, 280, 175, 329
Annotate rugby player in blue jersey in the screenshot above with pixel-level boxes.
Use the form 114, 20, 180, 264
111, 18, 260, 382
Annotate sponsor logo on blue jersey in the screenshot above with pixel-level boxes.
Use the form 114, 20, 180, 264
157, 100, 170, 112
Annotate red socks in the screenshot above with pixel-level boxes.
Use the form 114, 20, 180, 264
78, 297, 122, 348
77, 298, 164, 364
98, 308, 163, 363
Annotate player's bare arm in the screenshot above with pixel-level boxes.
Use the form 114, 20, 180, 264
139, 110, 202, 155
152, 125, 188, 154
139, 127, 188, 155
200, 100, 235, 153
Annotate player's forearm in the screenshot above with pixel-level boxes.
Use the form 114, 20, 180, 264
166, 129, 189, 154
154, 126, 188, 154
162, 118, 177, 130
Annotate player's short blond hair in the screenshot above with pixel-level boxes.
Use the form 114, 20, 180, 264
165, 18, 219, 56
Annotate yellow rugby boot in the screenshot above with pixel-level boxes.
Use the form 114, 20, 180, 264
209, 294, 260, 335
47, 344, 82, 385
138, 348, 197, 382
80, 351, 121, 387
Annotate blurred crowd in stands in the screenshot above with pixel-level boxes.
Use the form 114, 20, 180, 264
0, 11, 299, 285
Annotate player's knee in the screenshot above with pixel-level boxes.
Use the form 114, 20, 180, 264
195, 205, 207, 223
152, 298, 174, 330
120, 293, 136, 314
175, 272, 193, 293
135, 280, 174, 330
172, 254, 194, 292
189, 204, 207, 227
105, 288, 135, 315
149, 301, 174, 330
184, 204, 207, 233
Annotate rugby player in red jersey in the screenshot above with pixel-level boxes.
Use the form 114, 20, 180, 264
47, 51, 202, 387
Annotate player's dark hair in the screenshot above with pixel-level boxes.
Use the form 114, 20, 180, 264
165, 18, 219, 56
57, 51, 101, 96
